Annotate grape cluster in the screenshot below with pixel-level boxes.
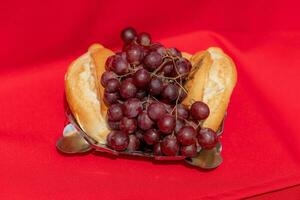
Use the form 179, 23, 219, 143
101, 27, 218, 157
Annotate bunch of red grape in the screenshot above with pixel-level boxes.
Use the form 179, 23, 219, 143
101, 27, 218, 157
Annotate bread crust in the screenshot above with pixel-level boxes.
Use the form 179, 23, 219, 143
65, 45, 113, 144
183, 47, 237, 131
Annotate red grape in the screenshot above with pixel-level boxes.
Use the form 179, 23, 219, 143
162, 84, 179, 102
197, 128, 218, 149
137, 112, 154, 130
101, 71, 116, 87
158, 114, 175, 134
137, 32, 151, 46
153, 142, 162, 155
119, 117, 137, 134
143, 129, 160, 145
144, 51, 163, 71
174, 119, 185, 134
176, 126, 196, 145
123, 98, 142, 118
107, 131, 129, 151
111, 55, 129, 75
120, 79, 137, 99
161, 135, 179, 156
190, 101, 210, 120
172, 104, 189, 119
108, 120, 120, 130
121, 27, 137, 43
133, 69, 151, 88
126, 43, 144, 65
127, 135, 140, 151
168, 48, 182, 57
103, 92, 120, 106
148, 77, 163, 96
105, 79, 120, 93
147, 102, 166, 121
107, 103, 123, 122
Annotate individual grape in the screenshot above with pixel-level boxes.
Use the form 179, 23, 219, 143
162, 84, 179, 102
143, 129, 160, 145
137, 112, 154, 130
176, 126, 196, 145
121, 27, 137, 43
108, 120, 120, 130
120, 79, 137, 99
127, 135, 140, 151
107, 131, 129, 151
123, 98, 142, 118
143, 51, 163, 71
147, 102, 166, 121
168, 47, 182, 57
103, 92, 120, 106
105, 79, 120, 93
126, 43, 144, 65
137, 32, 151, 46
197, 128, 218, 149
180, 144, 197, 157
172, 104, 189, 119
133, 69, 151, 88
101, 71, 116, 87
148, 77, 163, 96
158, 114, 176, 134
153, 142, 162, 155
161, 135, 179, 156
136, 90, 147, 100
107, 103, 123, 121
190, 101, 210, 120
111, 55, 129, 75
162, 63, 174, 76
174, 119, 185, 134
119, 117, 137, 134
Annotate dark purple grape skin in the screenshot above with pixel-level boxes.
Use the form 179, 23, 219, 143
120, 80, 137, 99
162, 84, 179, 102
107, 131, 129, 151
147, 102, 166, 121
172, 104, 189, 119
107, 103, 123, 122
127, 135, 140, 151
161, 135, 179, 156
176, 126, 196, 145
180, 144, 197, 157
162, 63, 174, 76
137, 112, 154, 130
111, 55, 129, 75
101, 71, 116, 87
143, 51, 163, 71
197, 128, 218, 149
178, 89, 187, 102
108, 120, 120, 130
119, 117, 137, 134
105, 79, 120, 93
126, 43, 144, 65
168, 48, 182, 57
121, 27, 137, 43
143, 129, 160, 145
148, 77, 163, 96
158, 114, 176, 134
123, 98, 142, 118
137, 32, 151, 46
153, 142, 162, 155
190, 101, 210, 120
103, 92, 120, 106
116, 51, 127, 60
175, 58, 192, 79
133, 69, 151, 88
174, 119, 185, 134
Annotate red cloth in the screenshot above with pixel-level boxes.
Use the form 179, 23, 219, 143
1, 0, 300, 199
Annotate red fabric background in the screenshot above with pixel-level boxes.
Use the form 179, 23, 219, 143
1, 0, 300, 199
